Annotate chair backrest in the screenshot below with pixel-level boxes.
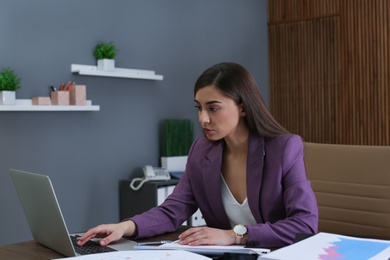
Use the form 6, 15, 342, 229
304, 142, 390, 240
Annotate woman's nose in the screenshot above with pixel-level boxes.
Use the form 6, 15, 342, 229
199, 110, 210, 124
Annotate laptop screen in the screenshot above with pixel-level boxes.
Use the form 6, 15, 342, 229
10, 169, 77, 257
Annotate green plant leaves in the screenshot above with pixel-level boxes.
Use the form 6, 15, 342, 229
0, 67, 21, 91
93, 41, 117, 60
161, 119, 194, 157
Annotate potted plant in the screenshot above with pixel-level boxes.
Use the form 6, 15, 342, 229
160, 119, 194, 172
93, 41, 117, 71
0, 67, 21, 105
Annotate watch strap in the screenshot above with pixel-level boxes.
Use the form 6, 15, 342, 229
235, 234, 244, 244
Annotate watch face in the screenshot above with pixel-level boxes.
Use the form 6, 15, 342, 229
234, 224, 247, 235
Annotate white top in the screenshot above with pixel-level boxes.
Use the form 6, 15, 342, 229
221, 175, 257, 228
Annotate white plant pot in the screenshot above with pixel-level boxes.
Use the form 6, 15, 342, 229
161, 156, 188, 172
97, 59, 115, 71
0, 91, 16, 105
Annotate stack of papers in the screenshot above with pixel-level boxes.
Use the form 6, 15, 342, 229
55, 250, 212, 260
135, 240, 270, 256
259, 232, 390, 260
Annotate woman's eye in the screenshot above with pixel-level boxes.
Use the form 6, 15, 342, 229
194, 105, 201, 111
209, 107, 218, 112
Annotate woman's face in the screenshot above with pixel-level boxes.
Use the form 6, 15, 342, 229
195, 85, 246, 141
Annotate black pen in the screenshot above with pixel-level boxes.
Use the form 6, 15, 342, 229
135, 240, 172, 246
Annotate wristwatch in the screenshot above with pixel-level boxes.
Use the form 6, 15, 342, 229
233, 224, 247, 244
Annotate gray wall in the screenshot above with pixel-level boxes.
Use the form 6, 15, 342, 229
0, 0, 268, 245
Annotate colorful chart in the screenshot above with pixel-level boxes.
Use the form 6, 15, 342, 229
260, 232, 390, 260
319, 237, 390, 260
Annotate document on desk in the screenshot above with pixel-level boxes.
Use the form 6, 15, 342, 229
135, 241, 270, 256
54, 250, 212, 259
258, 232, 390, 260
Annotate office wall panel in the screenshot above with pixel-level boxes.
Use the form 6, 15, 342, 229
268, 0, 390, 145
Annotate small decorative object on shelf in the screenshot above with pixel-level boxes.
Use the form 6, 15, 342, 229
0, 67, 21, 105
70, 85, 86, 105
93, 41, 117, 71
32, 97, 51, 105
51, 91, 69, 105
160, 119, 194, 171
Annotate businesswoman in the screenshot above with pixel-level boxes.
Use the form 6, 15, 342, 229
78, 62, 318, 248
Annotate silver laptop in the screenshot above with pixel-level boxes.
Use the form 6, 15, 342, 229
10, 169, 136, 257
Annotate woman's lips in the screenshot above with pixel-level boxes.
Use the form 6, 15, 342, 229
203, 128, 214, 134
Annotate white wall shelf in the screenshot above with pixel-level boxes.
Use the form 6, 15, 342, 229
71, 64, 163, 80
0, 99, 100, 111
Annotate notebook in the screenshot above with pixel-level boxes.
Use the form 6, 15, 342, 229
10, 169, 136, 257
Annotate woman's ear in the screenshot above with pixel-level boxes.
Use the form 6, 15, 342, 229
239, 104, 246, 116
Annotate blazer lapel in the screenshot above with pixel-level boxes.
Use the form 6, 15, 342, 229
201, 141, 231, 228
246, 133, 265, 223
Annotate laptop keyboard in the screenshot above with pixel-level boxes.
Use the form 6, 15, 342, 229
71, 235, 117, 255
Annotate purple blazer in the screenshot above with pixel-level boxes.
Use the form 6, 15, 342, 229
130, 133, 318, 247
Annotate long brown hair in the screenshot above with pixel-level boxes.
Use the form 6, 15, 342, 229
194, 62, 289, 138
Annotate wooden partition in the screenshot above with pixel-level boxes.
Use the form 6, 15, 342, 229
268, 0, 389, 145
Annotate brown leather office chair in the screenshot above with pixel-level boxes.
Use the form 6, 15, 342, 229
304, 142, 390, 239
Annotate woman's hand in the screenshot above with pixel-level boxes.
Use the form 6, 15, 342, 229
178, 226, 236, 246
77, 220, 136, 246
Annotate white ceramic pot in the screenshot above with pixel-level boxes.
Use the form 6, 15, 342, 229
161, 156, 188, 172
0, 91, 16, 105
97, 59, 115, 71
